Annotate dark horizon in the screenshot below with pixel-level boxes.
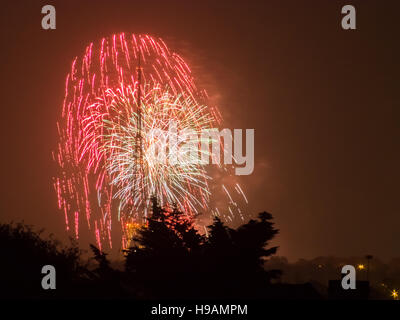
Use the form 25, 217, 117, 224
1, 0, 399, 262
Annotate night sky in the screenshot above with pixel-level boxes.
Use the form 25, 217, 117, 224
1, 0, 399, 261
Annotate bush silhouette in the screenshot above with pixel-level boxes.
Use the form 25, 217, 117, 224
0, 222, 85, 298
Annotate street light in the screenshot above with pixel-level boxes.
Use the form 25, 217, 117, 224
357, 264, 365, 271
365, 255, 373, 282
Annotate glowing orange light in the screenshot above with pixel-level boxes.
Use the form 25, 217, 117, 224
391, 289, 398, 299
357, 264, 365, 270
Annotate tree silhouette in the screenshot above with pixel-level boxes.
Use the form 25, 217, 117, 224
0, 200, 282, 299
87, 244, 126, 298
124, 197, 204, 298
0, 222, 85, 298
124, 198, 281, 299
203, 212, 281, 298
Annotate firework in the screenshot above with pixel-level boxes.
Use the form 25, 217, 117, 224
54, 33, 244, 250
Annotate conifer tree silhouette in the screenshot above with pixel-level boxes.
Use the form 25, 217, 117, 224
124, 197, 281, 299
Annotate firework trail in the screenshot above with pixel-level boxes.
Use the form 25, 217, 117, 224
54, 33, 245, 250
